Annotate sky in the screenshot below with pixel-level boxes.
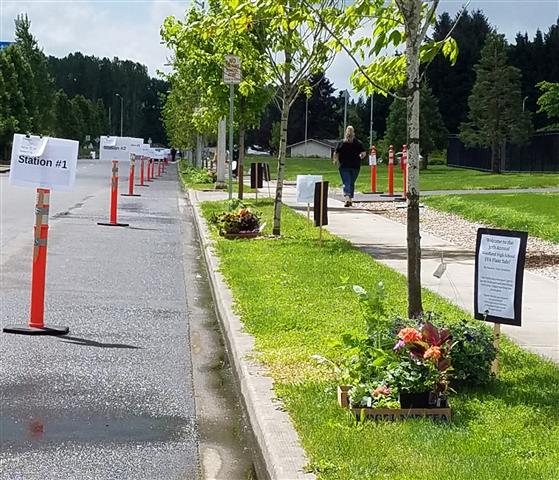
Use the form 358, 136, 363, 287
1, 0, 558, 97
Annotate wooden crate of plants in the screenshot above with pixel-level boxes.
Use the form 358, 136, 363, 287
337, 386, 451, 422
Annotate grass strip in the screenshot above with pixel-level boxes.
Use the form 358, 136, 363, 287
423, 193, 559, 244
247, 156, 559, 192
200, 199, 559, 480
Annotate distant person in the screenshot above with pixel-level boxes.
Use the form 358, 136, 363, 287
335, 126, 366, 207
171, 147, 177, 162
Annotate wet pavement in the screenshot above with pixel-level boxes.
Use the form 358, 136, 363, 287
0, 163, 254, 479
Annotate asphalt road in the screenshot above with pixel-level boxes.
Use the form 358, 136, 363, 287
0, 162, 254, 479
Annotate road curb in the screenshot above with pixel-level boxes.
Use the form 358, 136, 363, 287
188, 189, 316, 480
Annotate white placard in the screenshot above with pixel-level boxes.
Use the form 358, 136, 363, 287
9, 134, 78, 191
224, 55, 241, 84
128, 137, 143, 156
150, 148, 164, 160
477, 234, 521, 320
368, 153, 377, 166
99, 136, 131, 162
142, 143, 152, 158
296, 175, 323, 204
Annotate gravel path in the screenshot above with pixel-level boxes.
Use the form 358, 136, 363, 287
355, 202, 559, 280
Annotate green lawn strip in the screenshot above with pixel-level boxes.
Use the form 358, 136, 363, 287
423, 193, 559, 244
178, 159, 253, 193
200, 199, 559, 480
246, 156, 559, 192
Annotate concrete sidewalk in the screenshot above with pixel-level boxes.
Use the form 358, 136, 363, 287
197, 183, 559, 363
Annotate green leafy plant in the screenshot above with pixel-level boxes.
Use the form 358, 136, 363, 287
444, 320, 496, 385
391, 322, 453, 395
210, 208, 261, 235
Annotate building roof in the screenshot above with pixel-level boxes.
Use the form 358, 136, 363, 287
287, 138, 338, 149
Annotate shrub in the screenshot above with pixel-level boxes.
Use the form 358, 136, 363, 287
210, 208, 261, 235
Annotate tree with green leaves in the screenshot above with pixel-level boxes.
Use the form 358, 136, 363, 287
537, 81, 559, 129
427, 10, 492, 133
460, 33, 532, 174
0, 45, 34, 159
385, 84, 447, 168
313, 0, 457, 317
222, 0, 345, 234
14, 14, 55, 133
161, 2, 271, 198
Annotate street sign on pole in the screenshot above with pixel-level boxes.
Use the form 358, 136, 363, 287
224, 55, 241, 200
223, 55, 241, 84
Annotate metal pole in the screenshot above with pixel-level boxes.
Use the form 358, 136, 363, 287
522, 95, 528, 112
304, 97, 308, 157
108, 107, 112, 135
369, 94, 374, 148
120, 96, 123, 137
228, 83, 234, 200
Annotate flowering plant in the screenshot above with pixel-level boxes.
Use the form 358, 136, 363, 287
211, 208, 261, 235
390, 322, 453, 394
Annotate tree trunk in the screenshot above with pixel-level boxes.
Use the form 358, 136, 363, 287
272, 93, 290, 235
491, 142, 500, 174
403, 0, 423, 318
238, 121, 245, 200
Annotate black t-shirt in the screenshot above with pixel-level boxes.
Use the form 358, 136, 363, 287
336, 139, 365, 168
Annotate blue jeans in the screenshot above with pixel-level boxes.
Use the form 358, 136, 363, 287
339, 167, 360, 198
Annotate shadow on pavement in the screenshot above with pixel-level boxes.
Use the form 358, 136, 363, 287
59, 336, 142, 349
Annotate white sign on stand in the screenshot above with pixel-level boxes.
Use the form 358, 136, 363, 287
296, 175, 323, 204
99, 136, 131, 162
369, 153, 377, 166
9, 134, 78, 191
142, 143, 152, 159
128, 137, 144, 157
474, 228, 527, 326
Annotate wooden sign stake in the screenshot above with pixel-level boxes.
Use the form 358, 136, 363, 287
491, 322, 501, 376
319, 183, 324, 247
307, 203, 310, 224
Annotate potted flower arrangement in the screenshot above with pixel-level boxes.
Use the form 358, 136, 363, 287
387, 322, 453, 408
211, 207, 261, 239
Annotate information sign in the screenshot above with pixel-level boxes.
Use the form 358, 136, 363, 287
99, 136, 131, 162
296, 175, 323, 203
474, 228, 528, 326
223, 55, 241, 84
9, 134, 78, 191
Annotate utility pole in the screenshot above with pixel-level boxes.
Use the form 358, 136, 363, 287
115, 93, 124, 137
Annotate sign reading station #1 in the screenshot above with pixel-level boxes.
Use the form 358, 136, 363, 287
9, 134, 78, 191
474, 228, 528, 326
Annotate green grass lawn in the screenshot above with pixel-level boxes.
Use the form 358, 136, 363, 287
424, 193, 559, 244
247, 156, 559, 192
200, 199, 559, 480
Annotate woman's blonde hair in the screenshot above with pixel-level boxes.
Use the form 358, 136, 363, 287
344, 125, 355, 143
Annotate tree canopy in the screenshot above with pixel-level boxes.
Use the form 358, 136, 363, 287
460, 33, 532, 173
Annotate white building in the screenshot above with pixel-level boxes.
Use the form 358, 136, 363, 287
287, 139, 338, 159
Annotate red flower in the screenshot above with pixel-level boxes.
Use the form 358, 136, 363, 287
373, 386, 391, 396
398, 327, 422, 343
424, 346, 442, 360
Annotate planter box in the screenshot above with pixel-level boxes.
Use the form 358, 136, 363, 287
338, 385, 451, 422
223, 231, 260, 239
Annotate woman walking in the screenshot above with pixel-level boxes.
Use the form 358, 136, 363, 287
335, 126, 366, 207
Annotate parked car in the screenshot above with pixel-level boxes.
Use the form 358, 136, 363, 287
395, 151, 423, 165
